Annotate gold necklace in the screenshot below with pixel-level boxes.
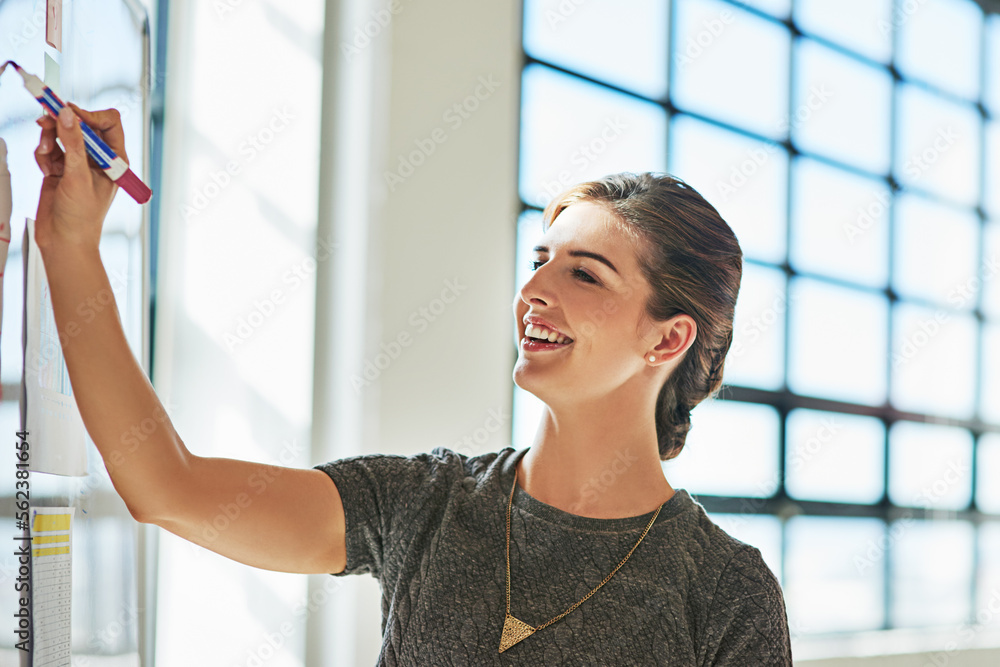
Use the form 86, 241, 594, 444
499, 467, 664, 653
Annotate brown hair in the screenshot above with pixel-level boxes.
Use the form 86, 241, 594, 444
540, 172, 743, 461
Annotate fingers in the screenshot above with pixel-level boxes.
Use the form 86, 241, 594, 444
33, 103, 128, 177
66, 102, 128, 164
54, 106, 90, 177
35, 114, 63, 177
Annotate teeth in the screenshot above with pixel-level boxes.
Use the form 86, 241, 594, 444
525, 323, 572, 344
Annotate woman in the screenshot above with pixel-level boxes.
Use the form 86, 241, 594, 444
35, 104, 792, 665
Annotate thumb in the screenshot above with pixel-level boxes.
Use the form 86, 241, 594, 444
55, 106, 90, 176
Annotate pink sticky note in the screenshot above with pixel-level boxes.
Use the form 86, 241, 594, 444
46, 0, 62, 51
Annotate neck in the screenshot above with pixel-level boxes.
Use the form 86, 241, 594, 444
515, 395, 674, 519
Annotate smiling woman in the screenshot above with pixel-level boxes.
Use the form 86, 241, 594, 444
30, 98, 789, 663
307, 172, 792, 664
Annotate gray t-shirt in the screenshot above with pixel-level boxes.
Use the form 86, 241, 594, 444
313, 446, 793, 666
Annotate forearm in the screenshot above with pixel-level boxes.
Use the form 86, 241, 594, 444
38, 241, 191, 520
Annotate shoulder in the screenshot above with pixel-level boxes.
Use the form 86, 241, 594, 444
669, 494, 791, 665
665, 491, 768, 580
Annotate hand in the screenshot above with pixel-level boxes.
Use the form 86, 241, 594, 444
33, 103, 127, 252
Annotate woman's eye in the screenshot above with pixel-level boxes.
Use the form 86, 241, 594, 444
528, 260, 597, 284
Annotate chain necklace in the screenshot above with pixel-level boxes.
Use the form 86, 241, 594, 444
499, 466, 664, 653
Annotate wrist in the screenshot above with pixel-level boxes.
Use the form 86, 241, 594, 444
37, 237, 103, 265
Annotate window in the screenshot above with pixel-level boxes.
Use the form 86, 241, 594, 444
515, 0, 1000, 641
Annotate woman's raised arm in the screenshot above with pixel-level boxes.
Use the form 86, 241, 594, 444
32, 105, 346, 575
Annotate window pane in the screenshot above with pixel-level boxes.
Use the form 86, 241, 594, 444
896, 0, 983, 101
671, 0, 790, 139
790, 157, 890, 288
894, 84, 981, 207
892, 194, 980, 309
724, 263, 785, 390
786, 517, 885, 633
792, 39, 892, 174
890, 520, 974, 628
523, 0, 669, 100
668, 114, 788, 264
519, 64, 667, 209
978, 434, 1000, 513
664, 399, 780, 497
979, 523, 1000, 619
788, 278, 888, 406
987, 121, 1000, 218
987, 15, 1000, 115
706, 513, 783, 582
985, 221, 1000, 320
786, 409, 884, 504
793, 0, 893, 63
984, 326, 1000, 427
891, 303, 977, 420
888, 421, 974, 510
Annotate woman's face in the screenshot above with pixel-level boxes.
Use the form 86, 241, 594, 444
512, 201, 669, 405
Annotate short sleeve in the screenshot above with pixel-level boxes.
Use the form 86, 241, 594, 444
312, 446, 469, 579
700, 545, 794, 666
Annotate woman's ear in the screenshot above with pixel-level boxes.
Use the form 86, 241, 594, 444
651, 314, 697, 362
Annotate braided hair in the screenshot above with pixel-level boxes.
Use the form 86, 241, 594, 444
540, 172, 742, 461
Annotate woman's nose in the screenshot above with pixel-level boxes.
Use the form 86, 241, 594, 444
519, 269, 553, 307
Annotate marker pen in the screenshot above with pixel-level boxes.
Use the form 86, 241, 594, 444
1, 60, 152, 204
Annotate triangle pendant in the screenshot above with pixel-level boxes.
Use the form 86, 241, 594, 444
498, 613, 535, 653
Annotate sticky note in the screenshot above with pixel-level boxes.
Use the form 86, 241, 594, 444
46, 0, 62, 52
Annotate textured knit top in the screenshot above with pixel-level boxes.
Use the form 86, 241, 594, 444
313, 446, 793, 666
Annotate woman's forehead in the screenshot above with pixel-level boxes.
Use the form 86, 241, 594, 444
545, 203, 640, 259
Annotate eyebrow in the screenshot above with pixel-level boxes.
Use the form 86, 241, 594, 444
532, 245, 620, 275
